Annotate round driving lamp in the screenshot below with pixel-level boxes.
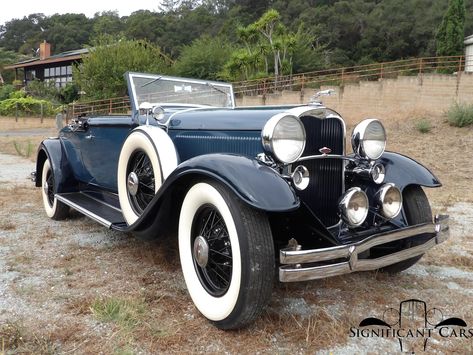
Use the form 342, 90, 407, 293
371, 163, 385, 184
351, 119, 386, 160
262, 114, 306, 164
338, 187, 369, 227
376, 183, 402, 219
291, 165, 310, 190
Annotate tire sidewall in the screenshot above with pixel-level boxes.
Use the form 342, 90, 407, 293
118, 130, 162, 225
178, 182, 242, 322
41, 159, 58, 218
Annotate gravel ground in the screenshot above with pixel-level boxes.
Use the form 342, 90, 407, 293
0, 149, 472, 353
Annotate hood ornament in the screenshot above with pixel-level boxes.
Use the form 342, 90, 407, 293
319, 147, 332, 156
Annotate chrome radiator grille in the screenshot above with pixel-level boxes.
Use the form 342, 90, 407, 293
296, 115, 345, 227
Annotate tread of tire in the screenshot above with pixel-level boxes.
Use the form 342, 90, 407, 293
380, 185, 432, 273
211, 182, 274, 329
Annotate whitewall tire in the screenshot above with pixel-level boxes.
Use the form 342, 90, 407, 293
178, 181, 275, 329
41, 159, 69, 220
117, 130, 163, 225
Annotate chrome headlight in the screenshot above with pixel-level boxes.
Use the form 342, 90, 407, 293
351, 119, 386, 160
339, 187, 369, 227
376, 183, 402, 219
262, 114, 306, 164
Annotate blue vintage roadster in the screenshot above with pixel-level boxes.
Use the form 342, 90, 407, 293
35, 72, 449, 329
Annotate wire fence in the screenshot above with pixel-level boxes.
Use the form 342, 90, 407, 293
64, 55, 470, 118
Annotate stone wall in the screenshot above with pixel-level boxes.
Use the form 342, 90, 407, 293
235, 73, 473, 124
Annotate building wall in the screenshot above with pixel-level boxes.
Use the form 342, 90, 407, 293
236, 73, 473, 124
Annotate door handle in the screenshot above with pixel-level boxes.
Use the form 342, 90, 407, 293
85, 134, 95, 140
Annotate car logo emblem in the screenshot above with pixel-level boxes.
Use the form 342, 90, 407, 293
319, 147, 332, 155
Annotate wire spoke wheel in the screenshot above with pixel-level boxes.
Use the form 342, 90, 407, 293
179, 181, 275, 329
127, 150, 155, 215
40, 159, 69, 220
192, 205, 232, 296
45, 170, 55, 207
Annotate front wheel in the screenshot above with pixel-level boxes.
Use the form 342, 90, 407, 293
117, 130, 163, 225
178, 181, 274, 329
379, 185, 433, 273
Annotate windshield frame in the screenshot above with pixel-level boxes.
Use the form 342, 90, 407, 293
126, 72, 235, 115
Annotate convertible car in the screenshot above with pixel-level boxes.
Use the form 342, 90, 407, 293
34, 72, 449, 329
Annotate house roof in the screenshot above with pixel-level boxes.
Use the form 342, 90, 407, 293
4, 48, 89, 70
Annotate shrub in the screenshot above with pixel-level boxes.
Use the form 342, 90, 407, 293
25, 80, 59, 102
447, 103, 473, 127
0, 84, 15, 101
0, 96, 56, 116
415, 119, 432, 133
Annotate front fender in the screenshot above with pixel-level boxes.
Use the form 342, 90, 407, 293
123, 154, 300, 237
35, 138, 77, 193
167, 154, 300, 212
380, 151, 441, 190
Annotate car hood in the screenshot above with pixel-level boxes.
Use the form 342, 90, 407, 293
168, 105, 299, 131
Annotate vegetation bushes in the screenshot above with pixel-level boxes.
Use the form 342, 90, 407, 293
0, 91, 57, 116
415, 119, 432, 133
0, 84, 15, 101
447, 103, 473, 127
74, 37, 172, 99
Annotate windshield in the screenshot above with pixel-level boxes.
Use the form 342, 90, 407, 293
127, 73, 235, 110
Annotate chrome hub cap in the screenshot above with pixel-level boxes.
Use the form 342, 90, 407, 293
127, 172, 139, 196
193, 236, 209, 268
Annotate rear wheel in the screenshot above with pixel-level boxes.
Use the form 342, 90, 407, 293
41, 159, 69, 220
379, 185, 432, 273
178, 181, 275, 329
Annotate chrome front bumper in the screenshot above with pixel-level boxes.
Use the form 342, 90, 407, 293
279, 215, 449, 282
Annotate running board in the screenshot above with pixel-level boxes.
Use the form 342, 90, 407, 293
56, 192, 126, 228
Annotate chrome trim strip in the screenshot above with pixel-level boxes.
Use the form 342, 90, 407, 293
279, 215, 449, 282
55, 194, 112, 228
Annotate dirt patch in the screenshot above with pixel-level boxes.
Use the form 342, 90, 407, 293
0, 113, 472, 353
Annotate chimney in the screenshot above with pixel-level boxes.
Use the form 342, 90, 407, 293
39, 40, 51, 60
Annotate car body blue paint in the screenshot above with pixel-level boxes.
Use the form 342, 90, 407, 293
37, 139, 78, 193
380, 151, 441, 189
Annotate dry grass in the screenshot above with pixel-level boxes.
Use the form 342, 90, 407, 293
0, 116, 56, 130
0, 136, 46, 161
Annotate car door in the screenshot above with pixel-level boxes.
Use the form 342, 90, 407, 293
78, 116, 134, 192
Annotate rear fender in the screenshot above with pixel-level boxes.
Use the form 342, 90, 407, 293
35, 138, 77, 193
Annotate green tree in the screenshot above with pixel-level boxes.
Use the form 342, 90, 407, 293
74, 37, 172, 99
42, 14, 93, 53
0, 14, 45, 53
174, 36, 235, 80
436, 0, 466, 56
0, 48, 29, 84
92, 11, 125, 40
